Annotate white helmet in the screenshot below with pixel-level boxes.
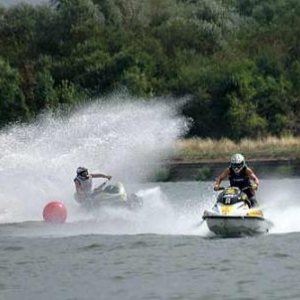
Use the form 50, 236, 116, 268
230, 153, 245, 174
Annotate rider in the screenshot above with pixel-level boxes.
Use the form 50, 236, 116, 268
74, 167, 112, 203
213, 153, 260, 207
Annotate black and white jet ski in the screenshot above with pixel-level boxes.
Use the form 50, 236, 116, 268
202, 186, 273, 237
75, 181, 143, 211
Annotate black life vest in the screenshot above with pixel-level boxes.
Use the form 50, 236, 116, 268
228, 166, 251, 189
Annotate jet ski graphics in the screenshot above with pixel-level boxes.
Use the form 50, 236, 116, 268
202, 186, 273, 237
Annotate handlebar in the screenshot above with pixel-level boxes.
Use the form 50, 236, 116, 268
214, 185, 257, 192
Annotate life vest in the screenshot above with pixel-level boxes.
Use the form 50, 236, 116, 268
74, 174, 93, 195
228, 166, 251, 189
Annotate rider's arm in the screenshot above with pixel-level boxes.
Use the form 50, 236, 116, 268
246, 167, 259, 186
215, 168, 230, 186
91, 173, 112, 180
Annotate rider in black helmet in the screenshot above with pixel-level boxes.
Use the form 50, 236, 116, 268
213, 153, 260, 207
74, 167, 112, 203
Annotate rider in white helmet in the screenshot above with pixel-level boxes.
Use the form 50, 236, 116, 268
74, 167, 112, 203
213, 153, 260, 207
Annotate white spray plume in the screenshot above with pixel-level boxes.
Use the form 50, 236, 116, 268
0, 94, 189, 223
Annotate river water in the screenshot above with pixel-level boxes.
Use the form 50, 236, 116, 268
1, 179, 300, 300
1, 98, 300, 299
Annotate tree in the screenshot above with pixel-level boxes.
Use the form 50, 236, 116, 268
0, 58, 30, 127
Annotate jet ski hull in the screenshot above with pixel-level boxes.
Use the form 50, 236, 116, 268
89, 193, 143, 210
203, 215, 273, 237
75, 182, 143, 212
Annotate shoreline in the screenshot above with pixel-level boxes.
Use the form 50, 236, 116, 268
164, 158, 300, 181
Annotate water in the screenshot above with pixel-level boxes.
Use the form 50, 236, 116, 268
1, 180, 300, 300
1, 97, 300, 300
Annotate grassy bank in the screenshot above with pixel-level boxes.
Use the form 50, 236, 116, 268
173, 136, 300, 163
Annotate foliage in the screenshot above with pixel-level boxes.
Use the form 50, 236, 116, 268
0, 58, 30, 126
196, 167, 213, 181
0, 0, 300, 140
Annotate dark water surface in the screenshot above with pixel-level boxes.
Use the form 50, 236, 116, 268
1, 233, 300, 300
1, 180, 300, 300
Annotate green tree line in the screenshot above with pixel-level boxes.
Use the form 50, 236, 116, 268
0, 0, 300, 140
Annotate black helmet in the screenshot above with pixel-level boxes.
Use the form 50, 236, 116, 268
77, 166, 88, 177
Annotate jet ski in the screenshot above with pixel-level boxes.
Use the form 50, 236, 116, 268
202, 186, 273, 237
75, 181, 143, 211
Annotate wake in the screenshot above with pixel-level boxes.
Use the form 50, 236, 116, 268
0, 94, 189, 226
259, 179, 300, 234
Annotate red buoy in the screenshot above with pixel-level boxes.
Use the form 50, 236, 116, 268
43, 201, 67, 223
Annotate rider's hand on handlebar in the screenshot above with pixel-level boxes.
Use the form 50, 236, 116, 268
213, 184, 220, 191
251, 183, 258, 191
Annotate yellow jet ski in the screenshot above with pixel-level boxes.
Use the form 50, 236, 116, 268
202, 186, 273, 237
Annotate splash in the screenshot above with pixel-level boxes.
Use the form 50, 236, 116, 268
0, 94, 189, 224
259, 179, 300, 234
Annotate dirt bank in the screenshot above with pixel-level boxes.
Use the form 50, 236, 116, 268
165, 159, 300, 181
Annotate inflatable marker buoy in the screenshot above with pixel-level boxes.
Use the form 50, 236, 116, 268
43, 201, 67, 224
